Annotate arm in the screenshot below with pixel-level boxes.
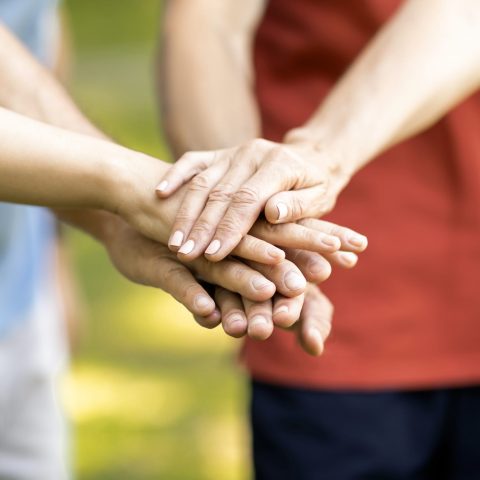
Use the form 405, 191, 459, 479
159, 0, 265, 155
159, 0, 480, 258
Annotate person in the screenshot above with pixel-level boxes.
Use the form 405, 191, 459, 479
0, 1, 367, 478
159, 0, 480, 478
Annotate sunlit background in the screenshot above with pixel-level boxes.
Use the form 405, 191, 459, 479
61, 1, 250, 478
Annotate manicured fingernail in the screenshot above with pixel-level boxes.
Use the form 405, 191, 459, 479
169, 230, 184, 247
339, 252, 358, 266
268, 247, 285, 260
276, 202, 288, 221
274, 305, 289, 316
194, 295, 212, 311
348, 234, 368, 249
250, 315, 268, 328
252, 277, 273, 291
179, 239, 195, 255
205, 239, 221, 255
321, 235, 341, 249
284, 271, 307, 291
156, 180, 169, 192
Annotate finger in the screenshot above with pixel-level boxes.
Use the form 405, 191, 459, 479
180, 231, 285, 265
297, 286, 333, 356
245, 259, 307, 298
215, 287, 248, 338
193, 309, 222, 330
231, 235, 285, 265
272, 293, 304, 329
192, 257, 276, 302
249, 221, 341, 254
176, 150, 258, 259
243, 297, 274, 341
155, 150, 217, 197
284, 249, 332, 283
204, 150, 306, 261
264, 185, 334, 224
154, 258, 217, 318
169, 161, 229, 251
298, 219, 368, 252
322, 251, 359, 269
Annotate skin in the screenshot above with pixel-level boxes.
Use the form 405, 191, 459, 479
0, 24, 366, 348
159, 0, 480, 262
159, 0, 370, 350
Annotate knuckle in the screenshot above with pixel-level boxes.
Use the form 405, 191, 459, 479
291, 195, 306, 218
189, 218, 213, 236
208, 184, 235, 204
189, 173, 211, 191
233, 186, 260, 207
162, 265, 187, 290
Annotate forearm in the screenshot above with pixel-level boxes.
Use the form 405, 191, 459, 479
0, 23, 103, 137
287, 0, 480, 178
159, 0, 264, 154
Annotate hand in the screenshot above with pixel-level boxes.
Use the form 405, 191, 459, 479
106, 149, 339, 266
155, 137, 352, 260
196, 283, 333, 356
101, 216, 321, 319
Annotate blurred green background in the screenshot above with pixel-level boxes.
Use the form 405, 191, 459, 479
61, 1, 250, 478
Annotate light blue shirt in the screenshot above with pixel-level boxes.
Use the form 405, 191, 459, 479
0, 0, 60, 337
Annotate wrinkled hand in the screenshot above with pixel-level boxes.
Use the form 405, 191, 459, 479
195, 283, 333, 356
156, 137, 352, 260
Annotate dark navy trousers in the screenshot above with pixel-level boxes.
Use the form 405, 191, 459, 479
251, 381, 480, 480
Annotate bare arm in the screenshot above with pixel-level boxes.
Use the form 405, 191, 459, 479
159, 0, 480, 258
159, 0, 265, 155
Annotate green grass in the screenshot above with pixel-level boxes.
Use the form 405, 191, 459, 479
62, 1, 250, 478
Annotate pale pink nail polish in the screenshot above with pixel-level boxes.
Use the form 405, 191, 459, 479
205, 239, 221, 255
179, 239, 195, 255
169, 230, 184, 247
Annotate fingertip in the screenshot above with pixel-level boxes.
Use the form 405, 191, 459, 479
307, 259, 332, 283
265, 197, 289, 224
193, 294, 216, 317
223, 314, 248, 338
339, 252, 359, 268
304, 327, 324, 356
272, 305, 297, 329
194, 308, 221, 329
248, 315, 274, 341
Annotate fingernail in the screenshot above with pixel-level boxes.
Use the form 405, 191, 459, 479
179, 239, 195, 255
227, 315, 245, 328
309, 327, 324, 354
205, 239, 221, 255
274, 305, 289, 316
309, 260, 329, 276
348, 234, 368, 249
252, 277, 273, 291
194, 295, 212, 311
169, 230, 184, 247
250, 315, 268, 328
339, 252, 358, 266
267, 247, 285, 260
321, 235, 341, 249
276, 202, 288, 221
156, 180, 169, 192
284, 271, 307, 291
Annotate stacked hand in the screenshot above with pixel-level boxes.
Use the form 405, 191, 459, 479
98, 140, 365, 355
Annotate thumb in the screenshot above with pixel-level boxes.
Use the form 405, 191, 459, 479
265, 185, 334, 224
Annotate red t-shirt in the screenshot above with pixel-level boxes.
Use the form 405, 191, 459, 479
243, 0, 480, 390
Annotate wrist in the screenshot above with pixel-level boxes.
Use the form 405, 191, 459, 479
283, 127, 353, 195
